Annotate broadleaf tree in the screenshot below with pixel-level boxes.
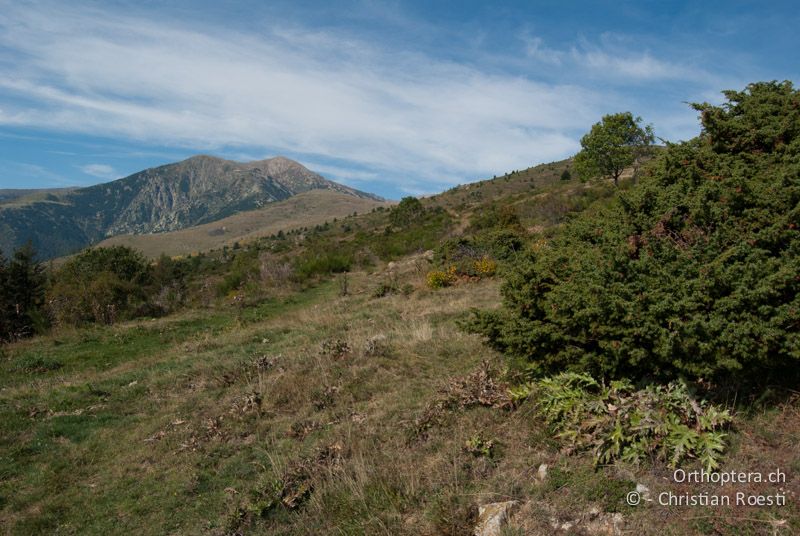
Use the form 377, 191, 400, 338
573, 112, 655, 185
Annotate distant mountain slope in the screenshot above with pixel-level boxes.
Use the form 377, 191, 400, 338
95, 189, 392, 258
0, 156, 382, 259
0, 188, 77, 206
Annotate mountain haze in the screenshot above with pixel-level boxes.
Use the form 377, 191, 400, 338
0, 156, 382, 259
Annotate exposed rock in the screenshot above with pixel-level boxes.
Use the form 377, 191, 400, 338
549, 507, 625, 535
635, 483, 651, 502
537, 463, 549, 482
474, 500, 518, 536
582, 512, 624, 535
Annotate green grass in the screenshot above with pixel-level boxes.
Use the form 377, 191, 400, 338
0, 282, 337, 534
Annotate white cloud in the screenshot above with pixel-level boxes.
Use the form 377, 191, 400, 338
80, 163, 117, 179
0, 2, 605, 192
574, 48, 693, 81
0, 2, 712, 193
523, 37, 565, 65
520, 33, 710, 83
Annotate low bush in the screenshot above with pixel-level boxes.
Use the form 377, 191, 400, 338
426, 266, 457, 289
472, 256, 497, 277
293, 251, 352, 280
520, 372, 732, 470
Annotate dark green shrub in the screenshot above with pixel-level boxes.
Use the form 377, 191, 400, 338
434, 238, 483, 276
468, 81, 800, 386
473, 228, 525, 261
389, 196, 425, 228
47, 246, 151, 325
294, 252, 352, 280
467, 203, 521, 232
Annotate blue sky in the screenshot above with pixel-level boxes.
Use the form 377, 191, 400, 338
0, 1, 797, 199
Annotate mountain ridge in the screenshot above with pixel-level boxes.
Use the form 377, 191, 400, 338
0, 155, 383, 259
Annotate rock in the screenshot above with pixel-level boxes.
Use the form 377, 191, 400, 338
548, 508, 625, 535
636, 483, 651, 502
474, 500, 518, 536
537, 463, 549, 481
583, 512, 624, 535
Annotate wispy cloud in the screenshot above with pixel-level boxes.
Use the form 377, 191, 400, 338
0, 162, 72, 186
0, 1, 606, 192
520, 32, 711, 83
522, 36, 565, 65
0, 1, 724, 194
80, 163, 116, 179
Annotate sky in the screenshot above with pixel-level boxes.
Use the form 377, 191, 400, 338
0, 1, 797, 199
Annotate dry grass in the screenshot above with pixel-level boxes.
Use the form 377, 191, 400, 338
1, 257, 797, 535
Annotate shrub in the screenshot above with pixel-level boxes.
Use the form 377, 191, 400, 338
426, 266, 457, 289
464, 434, 495, 458
47, 246, 151, 326
372, 273, 399, 298
320, 338, 351, 360
434, 238, 481, 275
364, 334, 391, 357
467, 203, 521, 232
526, 372, 732, 470
468, 81, 800, 385
473, 256, 497, 277
473, 228, 524, 261
389, 196, 425, 228
293, 251, 352, 280
371, 207, 452, 261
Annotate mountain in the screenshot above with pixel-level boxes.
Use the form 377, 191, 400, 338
0, 155, 383, 259
95, 189, 392, 258
0, 187, 77, 204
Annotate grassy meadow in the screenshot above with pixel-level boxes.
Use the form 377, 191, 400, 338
1, 259, 797, 534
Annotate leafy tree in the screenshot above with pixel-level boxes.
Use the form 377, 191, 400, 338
573, 112, 654, 185
47, 246, 152, 325
560, 169, 572, 181
468, 82, 800, 387
389, 196, 425, 227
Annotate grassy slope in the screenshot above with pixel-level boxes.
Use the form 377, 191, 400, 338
2, 265, 797, 535
0, 189, 75, 207
94, 190, 393, 258
1, 164, 797, 534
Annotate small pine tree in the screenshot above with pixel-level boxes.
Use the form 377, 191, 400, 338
0, 243, 46, 341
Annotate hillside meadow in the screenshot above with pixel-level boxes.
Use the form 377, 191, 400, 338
1, 81, 799, 535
